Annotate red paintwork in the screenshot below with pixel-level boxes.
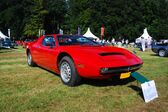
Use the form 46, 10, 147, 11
27, 34, 143, 79
16, 41, 22, 46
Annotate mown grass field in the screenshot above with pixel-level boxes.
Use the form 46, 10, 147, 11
0, 47, 168, 112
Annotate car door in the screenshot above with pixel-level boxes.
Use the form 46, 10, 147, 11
39, 36, 59, 71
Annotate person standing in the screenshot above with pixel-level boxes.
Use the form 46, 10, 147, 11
125, 39, 129, 48
121, 39, 124, 47
111, 38, 115, 46
147, 37, 152, 49
141, 37, 146, 51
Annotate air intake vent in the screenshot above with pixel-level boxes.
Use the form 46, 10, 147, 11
99, 52, 124, 56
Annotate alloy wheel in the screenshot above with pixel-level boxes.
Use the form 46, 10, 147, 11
60, 61, 72, 83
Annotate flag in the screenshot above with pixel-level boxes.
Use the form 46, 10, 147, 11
101, 26, 105, 36
8, 29, 10, 38
78, 26, 81, 35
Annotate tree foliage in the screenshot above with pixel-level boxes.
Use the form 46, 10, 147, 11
68, 0, 168, 40
23, 0, 48, 36
43, 0, 67, 34
0, 0, 167, 40
0, 0, 67, 39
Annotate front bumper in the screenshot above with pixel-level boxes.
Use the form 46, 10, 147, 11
100, 64, 142, 75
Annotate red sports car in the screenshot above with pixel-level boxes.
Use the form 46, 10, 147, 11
26, 34, 143, 86
22, 39, 36, 48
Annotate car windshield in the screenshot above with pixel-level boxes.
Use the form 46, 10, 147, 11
58, 35, 100, 46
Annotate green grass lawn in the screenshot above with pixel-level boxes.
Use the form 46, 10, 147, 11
0, 47, 168, 112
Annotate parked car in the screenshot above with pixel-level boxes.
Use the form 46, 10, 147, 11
0, 38, 15, 48
152, 43, 168, 57
22, 39, 36, 48
26, 34, 143, 86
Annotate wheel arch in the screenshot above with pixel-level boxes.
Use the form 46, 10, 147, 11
57, 52, 74, 69
158, 48, 166, 53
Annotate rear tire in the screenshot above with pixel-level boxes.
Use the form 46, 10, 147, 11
27, 52, 36, 66
59, 56, 81, 86
158, 49, 167, 57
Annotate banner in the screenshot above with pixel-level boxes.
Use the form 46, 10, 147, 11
8, 29, 10, 38
101, 26, 105, 36
78, 26, 81, 35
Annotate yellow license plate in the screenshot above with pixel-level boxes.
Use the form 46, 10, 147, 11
120, 72, 131, 79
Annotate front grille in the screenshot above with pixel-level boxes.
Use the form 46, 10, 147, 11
101, 64, 142, 75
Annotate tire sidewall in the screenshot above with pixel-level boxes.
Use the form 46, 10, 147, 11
27, 52, 35, 66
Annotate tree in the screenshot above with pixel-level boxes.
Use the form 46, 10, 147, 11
23, 0, 48, 37
0, 0, 24, 39
67, 0, 168, 41
43, 0, 67, 34
0, 0, 167, 40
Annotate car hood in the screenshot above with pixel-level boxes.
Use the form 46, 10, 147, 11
59, 45, 143, 67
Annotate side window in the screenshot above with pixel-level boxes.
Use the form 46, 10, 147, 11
42, 36, 56, 47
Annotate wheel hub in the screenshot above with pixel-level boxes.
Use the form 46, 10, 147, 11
159, 50, 165, 57
60, 61, 71, 83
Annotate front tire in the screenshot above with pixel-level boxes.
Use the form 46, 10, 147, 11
27, 52, 36, 66
158, 49, 167, 57
59, 56, 81, 86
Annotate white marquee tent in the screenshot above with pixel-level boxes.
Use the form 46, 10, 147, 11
136, 28, 152, 43
83, 28, 99, 40
0, 31, 9, 39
